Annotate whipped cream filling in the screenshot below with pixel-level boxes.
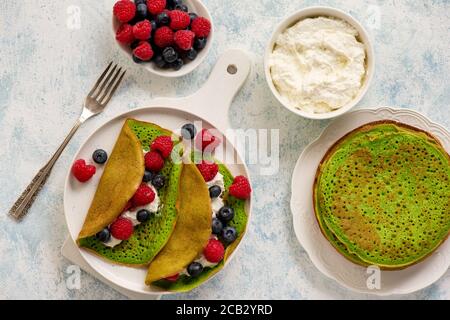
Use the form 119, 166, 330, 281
269, 17, 366, 114
104, 183, 160, 248
208, 172, 225, 217
179, 234, 221, 276
206, 172, 225, 191
211, 197, 224, 218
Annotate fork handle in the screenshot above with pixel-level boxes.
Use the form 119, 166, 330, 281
9, 119, 82, 220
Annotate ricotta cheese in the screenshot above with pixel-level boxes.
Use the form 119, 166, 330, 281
104, 183, 160, 248
270, 17, 366, 113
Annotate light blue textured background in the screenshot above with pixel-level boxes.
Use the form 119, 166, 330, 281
0, 0, 449, 300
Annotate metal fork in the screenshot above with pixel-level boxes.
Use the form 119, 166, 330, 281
9, 62, 126, 220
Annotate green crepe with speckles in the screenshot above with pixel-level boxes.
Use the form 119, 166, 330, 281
78, 119, 183, 266
314, 121, 450, 269
151, 161, 248, 292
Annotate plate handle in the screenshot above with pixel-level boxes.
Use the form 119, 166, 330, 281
149, 49, 251, 132
182, 49, 251, 132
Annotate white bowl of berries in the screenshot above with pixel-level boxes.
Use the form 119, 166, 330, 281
113, 0, 213, 77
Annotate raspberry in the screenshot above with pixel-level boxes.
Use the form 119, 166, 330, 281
133, 19, 152, 40
151, 136, 174, 159
165, 274, 179, 282
147, 0, 166, 15
145, 151, 164, 172
203, 239, 225, 263
113, 0, 136, 23
123, 200, 133, 212
191, 17, 211, 38
132, 183, 156, 206
196, 160, 219, 182
154, 26, 174, 48
169, 10, 190, 30
133, 41, 154, 61
229, 175, 252, 199
72, 159, 96, 182
115, 24, 134, 44
196, 128, 220, 152
110, 217, 134, 240
174, 30, 195, 50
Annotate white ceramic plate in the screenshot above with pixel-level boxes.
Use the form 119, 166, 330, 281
291, 107, 450, 295
63, 50, 252, 295
112, 0, 214, 78
264, 6, 375, 120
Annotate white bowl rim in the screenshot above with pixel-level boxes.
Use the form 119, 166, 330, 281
264, 6, 375, 120
112, 0, 214, 78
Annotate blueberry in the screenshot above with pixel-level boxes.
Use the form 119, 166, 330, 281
217, 206, 235, 223
194, 37, 207, 50
128, 16, 141, 25
209, 185, 222, 198
212, 218, 224, 235
131, 40, 140, 50
167, 0, 182, 9
181, 123, 196, 139
188, 12, 198, 23
147, 36, 157, 51
143, 170, 154, 183
152, 174, 166, 190
175, 4, 188, 12
92, 149, 108, 164
133, 54, 143, 64
186, 48, 197, 61
136, 3, 148, 19
150, 20, 157, 32
221, 226, 238, 244
153, 55, 166, 68
156, 12, 170, 26
134, 0, 146, 4
172, 58, 184, 71
187, 262, 203, 277
166, 0, 174, 9
137, 209, 152, 222
96, 228, 111, 243
162, 47, 178, 63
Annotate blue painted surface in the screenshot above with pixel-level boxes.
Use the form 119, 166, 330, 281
0, 0, 449, 299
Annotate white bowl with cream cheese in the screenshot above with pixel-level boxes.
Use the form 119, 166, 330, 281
264, 6, 374, 120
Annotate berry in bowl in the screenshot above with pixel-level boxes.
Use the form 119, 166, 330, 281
113, 0, 213, 77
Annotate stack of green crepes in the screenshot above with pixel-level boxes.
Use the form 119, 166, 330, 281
314, 121, 450, 269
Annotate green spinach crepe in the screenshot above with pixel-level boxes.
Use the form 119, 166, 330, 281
149, 161, 248, 292
77, 119, 183, 266
314, 121, 450, 269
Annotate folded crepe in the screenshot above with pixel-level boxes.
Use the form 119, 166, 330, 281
77, 118, 183, 266
78, 121, 144, 239
147, 161, 249, 292
146, 163, 212, 283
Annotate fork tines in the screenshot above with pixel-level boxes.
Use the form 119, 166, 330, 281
88, 62, 126, 106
